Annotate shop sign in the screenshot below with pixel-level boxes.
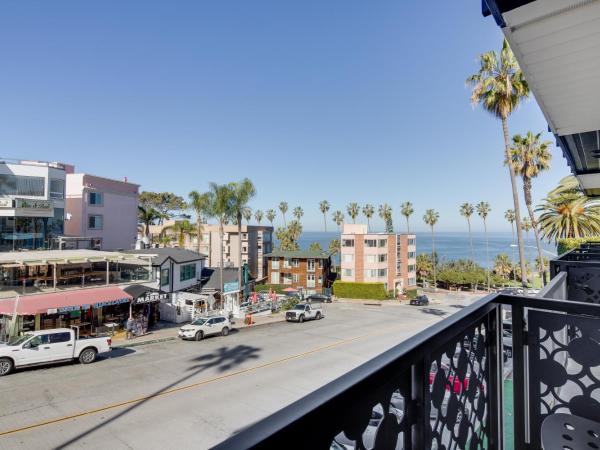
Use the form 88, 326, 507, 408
0, 198, 12, 208
93, 298, 130, 308
223, 281, 239, 293
15, 198, 54, 217
57, 304, 89, 313
136, 292, 168, 304
47, 308, 58, 314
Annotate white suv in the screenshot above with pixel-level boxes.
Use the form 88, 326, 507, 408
178, 316, 231, 341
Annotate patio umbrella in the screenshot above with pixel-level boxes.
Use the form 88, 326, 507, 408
282, 287, 298, 293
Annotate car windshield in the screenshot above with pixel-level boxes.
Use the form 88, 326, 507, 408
7, 334, 33, 346
292, 305, 306, 310
191, 319, 208, 325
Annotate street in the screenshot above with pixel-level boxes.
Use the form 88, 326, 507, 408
0, 299, 474, 449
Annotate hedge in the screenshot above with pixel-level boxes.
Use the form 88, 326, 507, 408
254, 284, 285, 294
557, 238, 600, 255
333, 281, 388, 300
405, 289, 418, 300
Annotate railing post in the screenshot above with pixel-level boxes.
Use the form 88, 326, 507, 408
410, 359, 426, 450
487, 305, 504, 449
512, 303, 528, 449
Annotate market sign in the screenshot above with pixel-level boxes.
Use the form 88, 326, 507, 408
136, 292, 169, 304
223, 281, 239, 293
0, 198, 12, 208
15, 198, 54, 218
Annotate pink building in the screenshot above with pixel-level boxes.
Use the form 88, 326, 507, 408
64, 173, 139, 250
340, 224, 416, 294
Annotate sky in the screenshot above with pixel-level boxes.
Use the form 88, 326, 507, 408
0, 1, 571, 232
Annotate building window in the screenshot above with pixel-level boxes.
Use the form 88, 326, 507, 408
408, 252, 416, 259
272, 259, 280, 270
307, 259, 315, 271
89, 192, 103, 206
378, 268, 387, 277
291, 258, 300, 268
0, 174, 45, 196
160, 268, 170, 286
364, 239, 377, 248
342, 254, 354, 263
307, 273, 315, 287
49, 179, 65, 199
364, 269, 378, 278
282, 273, 292, 285
242, 246, 248, 253
408, 277, 416, 286
271, 272, 280, 284
342, 239, 354, 247
408, 264, 416, 273
342, 268, 353, 277
283, 258, 291, 268
408, 238, 416, 246
241, 233, 248, 240
88, 215, 103, 230
378, 254, 387, 263
293, 273, 300, 283
378, 239, 387, 248
179, 264, 196, 282
318, 275, 323, 285
365, 255, 377, 264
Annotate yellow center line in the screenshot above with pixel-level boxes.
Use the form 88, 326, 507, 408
0, 323, 403, 437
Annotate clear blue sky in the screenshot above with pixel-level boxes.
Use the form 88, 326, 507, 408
0, 1, 571, 232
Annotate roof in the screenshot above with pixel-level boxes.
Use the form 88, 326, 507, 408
0, 286, 132, 315
201, 267, 239, 291
127, 248, 206, 266
264, 250, 331, 260
122, 284, 159, 299
0, 249, 152, 266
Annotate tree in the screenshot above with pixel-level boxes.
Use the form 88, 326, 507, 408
266, 209, 276, 227
362, 204, 375, 231
207, 183, 235, 298
230, 178, 257, 290
139, 191, 187, 224
347, 203, 360, 224
319, 200, 330, 232
476, 201, 492, 290
416, 253, 434, 282
189, 190, 211, 254
494, 253, 512, 280
522, 216, 532, 236
333, 210, 344, 230
379, 204, 393, 233
160, 220, 196, 248
309, 242, 322, 252
279, 202, 288, 226
468, 39, 530, 288
423, 209, 440, 289
511, 131, 552, 285
243, 208, 253, 224
138, 205, 161, 239
459, 203, 475, 261
400, 202, 414, 233
328, 238, 340, 256
275, 220, 303, 251
293, 206, 304, 222
505, 208, 517, 282
254, 210, 263, 225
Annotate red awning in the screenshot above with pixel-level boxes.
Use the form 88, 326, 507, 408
0, 286, 133, 316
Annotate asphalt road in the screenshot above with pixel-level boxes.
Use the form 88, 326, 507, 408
0, 301, 470, 449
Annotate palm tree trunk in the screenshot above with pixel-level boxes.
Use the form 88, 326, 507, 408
502, 117, 528, 288
510, 221, 516, 283
406, 217, 410, 234
197, 218, 202, 255
431, 227, 437, 290
484, 221, 490, 291
524, 192, 547, 285
237, 212, 243, 299
467, 218, 474, 261
367, 218, 370, 231
219, 221, 224, 309
323, 214, 327, 232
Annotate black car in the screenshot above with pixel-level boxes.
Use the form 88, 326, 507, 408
306, 294, 332, 303
410, 295, 429, 306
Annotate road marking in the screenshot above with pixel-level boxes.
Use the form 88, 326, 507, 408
0, 323, 403, 437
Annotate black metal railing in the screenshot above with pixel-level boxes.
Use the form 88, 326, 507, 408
212, 255, 600, 450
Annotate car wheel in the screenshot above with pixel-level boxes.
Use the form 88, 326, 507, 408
316, 312, 322, 320
0, 358, 13, 376
195, 331, 203, 341
299, 315, 304, 323
222, 327, 229, 337
79, 348, 97, 364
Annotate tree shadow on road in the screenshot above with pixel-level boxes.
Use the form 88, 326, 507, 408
54, 344, 261, 449
420, 308, 448, 317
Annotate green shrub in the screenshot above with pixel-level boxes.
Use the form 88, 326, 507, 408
333, 281, 388, 300
254, 284, 285, 294
281, 297, 299, 311
556, 237, 600, 255
405, 289, 418, 300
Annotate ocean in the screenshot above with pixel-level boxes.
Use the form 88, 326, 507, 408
291, 231, 557, 269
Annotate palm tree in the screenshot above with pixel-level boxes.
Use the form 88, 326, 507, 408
309, 242, 322, 252
138, 205, 161, 239
423, 209, 439, 289
293, 206, 304, 222
230, 178, 256, 292
379, 204, 393, 233
400, 202, 414, 233
511, 131, 552, 285
160, 220, 196, 248
328, 238, 340, 256
362, 204, 375, 231
505, 208, 517, 282
468, 39, 530, 288
188, 190, 211, 255
459, 203, 475, 261
347, 203, 360, 224
333, 211, 344, 230
319, 200, 330, 232
476, 201, 492, 290
266, 209, 276, 227
254, 210, 263, 225
243, 208, 252, 224
494, 253, 512, 280
207, 183, 235, 300
279, 202, 288, 226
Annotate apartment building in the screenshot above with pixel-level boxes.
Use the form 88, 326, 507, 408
65, 173, 139, 250
340, 224, 416, 294
265, 250, 332, 295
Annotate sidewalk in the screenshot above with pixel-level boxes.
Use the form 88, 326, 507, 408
112, 312, 286, 348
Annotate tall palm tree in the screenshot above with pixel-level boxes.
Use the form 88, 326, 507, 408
279, 202, 288, 226
400, 202, 414, 233
319, 200, 330, 232
476, 201, 492, 290
230, 178, 256, 292
138, 205, 161, 239
328, 238, 340, 256
379, 204, 393, 233
423, 209, 439, 289
207, 183, 235, 301
160, 220, 196, 248
243, 208, 252, 224
505, 208, 517, 282
468, 39, 530, 288
362, 204, 375, 231
333, 211, 344, 230
266, 209, 276, 227
254, 210, 263, 226
189, 190, 211, 254
347, 203, 360, 224
511, 131, 552, 285
459, 203, 475, 261
293, 206, 304, 222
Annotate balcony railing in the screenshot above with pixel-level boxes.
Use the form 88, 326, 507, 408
213, 247, 600, 450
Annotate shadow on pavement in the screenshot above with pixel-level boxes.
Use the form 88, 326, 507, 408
449, 304, 465, 309
103, 347, 137, 359
54, 344, 262, 449
420, 308, 448, 317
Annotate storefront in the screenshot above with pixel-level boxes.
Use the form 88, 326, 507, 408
122, 285, 168, 328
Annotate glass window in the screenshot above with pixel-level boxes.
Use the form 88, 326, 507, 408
342, 239, 354, 247
88, 215, 103, 230
283, 258, 291, 268
52, 208, 64, 235
365, 255, 376, 264
408, 277, 416, 286
364, 239, 377, 248
292, 258, 300, 268
378, 268, 387, 277
49, 332, 71, 343
378, 239, 387, 247
271, 272, 280, 284
307, 259, 315, 271
408, 252, 416, 259
49, 179, 65, 199
292, 273, 300, 283
408, 264, 416, 273
89, 192, 103, 205
0, 174, 45, 196
342, 268, 353, 277
408, 238, 416, 246
179, 264, 196, 282
160, 268, 170, 286
342, 254, 354, 263
378, 254, 387, 263
272, 259, 280, 269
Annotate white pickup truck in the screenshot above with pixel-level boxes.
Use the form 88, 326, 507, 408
285, 303, 324, 323
0, 327, 112, 376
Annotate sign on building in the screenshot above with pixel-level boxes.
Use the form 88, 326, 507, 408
223, 281, 239, 293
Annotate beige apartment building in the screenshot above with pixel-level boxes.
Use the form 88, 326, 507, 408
340, 224, 416, 294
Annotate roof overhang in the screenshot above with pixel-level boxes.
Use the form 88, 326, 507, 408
482, 0, 600, 195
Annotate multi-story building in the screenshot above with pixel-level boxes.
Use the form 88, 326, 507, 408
0, 159, 69, 251
340, 224, 416, 294
265, 250, 333, 295
64, 172, 139, 250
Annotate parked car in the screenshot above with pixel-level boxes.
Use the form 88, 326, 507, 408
178, 316, 231, 341
306, 294, 332, 303
410, 295, 429, 306
0, 327, 112, 376
285, 303, 324, 323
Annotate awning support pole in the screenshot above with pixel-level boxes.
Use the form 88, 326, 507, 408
53, 263, 57, 291
106, 260, 109, 286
